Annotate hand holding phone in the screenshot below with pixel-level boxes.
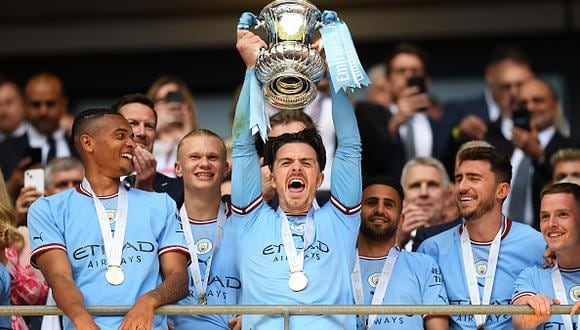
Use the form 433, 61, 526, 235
512, 107, 531, 131
24, 169, 45, 196
407, 76, 427, 94
22, 147, 42, 166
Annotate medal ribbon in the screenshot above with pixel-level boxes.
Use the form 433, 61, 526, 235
279, 208, 315, 280
351, 247, 400, 329
180, 202, 227, 304
551, 264, 574, 330
460, 217, 503, 328
82, 178, 128, 271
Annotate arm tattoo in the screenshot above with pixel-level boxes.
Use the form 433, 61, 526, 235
151, 269, 188, 305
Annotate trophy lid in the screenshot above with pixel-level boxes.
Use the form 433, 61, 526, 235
259, 0, 322, 45
260, 0, 320, 16
259, 0, 321, 21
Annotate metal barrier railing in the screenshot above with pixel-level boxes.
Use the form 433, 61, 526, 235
0, 305, 578, 329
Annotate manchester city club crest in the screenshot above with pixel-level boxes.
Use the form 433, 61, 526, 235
290, 223, 305, 232
474, 260, 487, 277
196, 238, 213, 255
106, 210, 117, 224
570, 285, 580, 302
368, 273, 380, 288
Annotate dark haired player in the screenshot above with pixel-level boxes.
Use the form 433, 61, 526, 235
28, 108, 189, 330
230, 30, 362, 329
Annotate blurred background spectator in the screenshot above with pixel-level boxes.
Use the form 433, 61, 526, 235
146, 76, 198, 178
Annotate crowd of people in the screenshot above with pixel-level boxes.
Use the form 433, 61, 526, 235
0, 22, 579, 330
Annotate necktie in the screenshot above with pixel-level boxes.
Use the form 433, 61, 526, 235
404, 120, 416, 161
46, 135, 56, 164
508, 155, 531, 223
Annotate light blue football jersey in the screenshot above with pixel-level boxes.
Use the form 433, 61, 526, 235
355, 251, 448, 329
28, 185, 189, 330
418, 218, 545, 329
513, 266, 579, 329
171, 205, 240, 330
0, 263, 11, 330
230, 69, 362, 330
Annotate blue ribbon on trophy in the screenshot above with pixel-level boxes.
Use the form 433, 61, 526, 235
249, 72, 270, 142
237, 12, 270, 142
319, 10, 370, 93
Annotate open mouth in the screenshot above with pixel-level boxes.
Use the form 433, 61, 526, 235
194, 172, 215, 180
459, 196, 475, 204
288, 178, 305, 193
547, 232, 564, 238
121, 153, 133, 160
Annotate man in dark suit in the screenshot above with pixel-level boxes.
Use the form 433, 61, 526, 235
441, 46, 534, 175
0, 73, 77, 199
487, 78, 575, 228
113, 93, 184, 209
356, 43, 447, 182
0, 77, 27, 144
445, 46, 532, 141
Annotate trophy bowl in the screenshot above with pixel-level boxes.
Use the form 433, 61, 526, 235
254, 0, 325, 110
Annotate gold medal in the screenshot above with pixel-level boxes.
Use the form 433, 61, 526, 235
105, 266, 125, 285
198, 293, 207, 305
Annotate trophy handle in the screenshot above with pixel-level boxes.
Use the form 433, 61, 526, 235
320, 10, 339, 27
237, 12, 264, 31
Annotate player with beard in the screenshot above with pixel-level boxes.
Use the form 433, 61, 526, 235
512, 182, 580, 330
352, 175, 448, 329
419, 146, 545, 329
230, 30, 362, 329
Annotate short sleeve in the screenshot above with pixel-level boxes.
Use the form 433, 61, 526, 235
421, 255, 448, 305
157, 195, 189, 258
28, 198, 66, 268
512, 267, 540, 303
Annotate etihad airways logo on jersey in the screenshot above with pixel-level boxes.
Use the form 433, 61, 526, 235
72, 241, 156, 269
451, 299, 511, 324
187, 275, 241, 301
363, 316, 408, 327
262, 239, 330, 262
542, 321, 578, 329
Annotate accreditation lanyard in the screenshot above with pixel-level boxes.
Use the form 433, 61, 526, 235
82, 178, 128, 271
460, 218, 503, 328
551, 264, 574, 330
279, 208, 315, 281
180, 202, 226, 304
351, 246, 400, 330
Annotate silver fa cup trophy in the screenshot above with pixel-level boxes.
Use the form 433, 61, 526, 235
240, 0, 325, 110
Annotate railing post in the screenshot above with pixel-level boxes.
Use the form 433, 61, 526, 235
283, 310, 290, 330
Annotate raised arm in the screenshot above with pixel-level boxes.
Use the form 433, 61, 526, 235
231, 31, 268, 211
329, 80, 362, 210
36, 250, 99, 330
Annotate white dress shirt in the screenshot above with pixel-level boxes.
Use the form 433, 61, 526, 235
27, 126, 71, 165
503, 125, 556, 225
390, 104, 433, 159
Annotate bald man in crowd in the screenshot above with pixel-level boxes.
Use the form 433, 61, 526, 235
0, 73, 77, 198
